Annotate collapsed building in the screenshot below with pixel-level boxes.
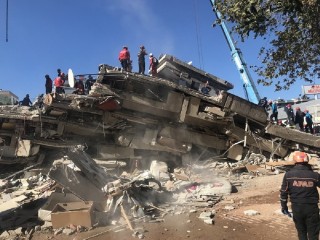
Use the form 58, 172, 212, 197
0, 54, 320, 237
1, 54, 319, 166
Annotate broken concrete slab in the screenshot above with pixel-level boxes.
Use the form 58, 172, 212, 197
38, 192, 83, 222
51, 201, 94, 228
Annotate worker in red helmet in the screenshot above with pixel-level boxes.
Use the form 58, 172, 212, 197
294, 107, 305, 131
284, 104, 294, 126
280, 151, 320, 239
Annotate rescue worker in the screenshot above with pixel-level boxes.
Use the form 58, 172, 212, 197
118, 46, 131, 71
258, 97, 268, 111
268, 100, 278, 123
73, 77, 85, 95
149, 53, 158, 77
138, 45, 147, 75
57, 68, 66, 82
85, 75, 95, 94
45, 74, 52, 94
295, 107, 305, 131
200, 81, 211, 95
54, 74, 65, 94
284, 104, 295, 126
305, 110, 313, 134
280, 151, 320, 240
20, 94, 32, 106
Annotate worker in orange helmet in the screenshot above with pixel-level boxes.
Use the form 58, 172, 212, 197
280, 151, 320, 239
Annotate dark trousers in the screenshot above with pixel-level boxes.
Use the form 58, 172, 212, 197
120, 59, 129, 71
305, 122, 313, 134
292, 203, 319, 240
138, 61, 145, 74
270, 112, 278, 122
46, 87, 52, 94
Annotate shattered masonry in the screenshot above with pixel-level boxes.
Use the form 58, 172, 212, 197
0, 54, 320, 238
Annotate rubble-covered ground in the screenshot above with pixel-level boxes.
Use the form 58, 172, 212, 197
28, 173, 298, 240
1, 56, 320, 240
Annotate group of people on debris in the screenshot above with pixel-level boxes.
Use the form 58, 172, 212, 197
259, 97, 314, 134
118, 45, 159, 77
44, 69, 96, 96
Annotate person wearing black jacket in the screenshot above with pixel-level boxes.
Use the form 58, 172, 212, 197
295, 107, 305, 131
280, 151, 320, 240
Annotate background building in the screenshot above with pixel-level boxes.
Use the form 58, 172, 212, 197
0, 90, 19, 105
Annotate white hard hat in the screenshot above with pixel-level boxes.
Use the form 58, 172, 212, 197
149, 53, 153, 56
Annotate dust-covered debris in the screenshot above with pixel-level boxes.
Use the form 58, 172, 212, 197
1, 56, 320, 238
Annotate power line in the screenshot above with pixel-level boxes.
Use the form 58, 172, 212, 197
6, 0, 9, 42
193, 0, 204, 69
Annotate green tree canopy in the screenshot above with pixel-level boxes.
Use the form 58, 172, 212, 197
214, 0, 320, 90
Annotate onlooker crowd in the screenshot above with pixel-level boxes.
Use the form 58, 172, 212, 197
266, 99, 315, 134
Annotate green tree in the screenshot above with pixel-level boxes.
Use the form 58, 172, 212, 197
214, 0, 320, 90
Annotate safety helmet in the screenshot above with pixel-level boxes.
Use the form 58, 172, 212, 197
293, 151, 309, 163
268, 99, 272, 104
149, 53, 153, 56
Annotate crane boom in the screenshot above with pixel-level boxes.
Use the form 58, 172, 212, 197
209, 0, 261, 104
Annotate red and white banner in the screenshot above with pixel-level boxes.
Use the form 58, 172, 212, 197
303, 85, 320, 95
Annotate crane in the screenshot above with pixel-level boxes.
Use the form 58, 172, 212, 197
209, 0, 261, 104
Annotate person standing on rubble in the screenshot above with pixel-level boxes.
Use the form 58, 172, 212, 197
305, 110, 313, 134
268, 100, 278, 123
280, 151, 320, 240
54, 74, 65, 94
149, 53, 158, 77
118, 46, 131, 72
284, 104, 295, 126
258, 97, 268, 111
57, 68, 66, 82
138, 45, 147, 75
295, 107, 305, 131
45, 74, 53, 94
85, 75, 95, 94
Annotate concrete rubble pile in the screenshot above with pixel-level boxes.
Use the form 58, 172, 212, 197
0, 54, 320, 238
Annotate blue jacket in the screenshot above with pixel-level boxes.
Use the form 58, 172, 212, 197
271, 103, 278, 113
305, 112, 313, 123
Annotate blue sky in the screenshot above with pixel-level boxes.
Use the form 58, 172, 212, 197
0, 0, 306, 102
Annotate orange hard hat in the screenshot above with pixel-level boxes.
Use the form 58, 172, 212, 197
293, 151, 309, 163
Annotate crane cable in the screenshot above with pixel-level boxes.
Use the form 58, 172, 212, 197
192, 0, 204, 69
6, 0, 9, 42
